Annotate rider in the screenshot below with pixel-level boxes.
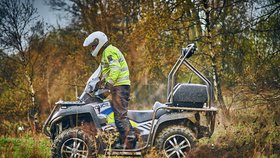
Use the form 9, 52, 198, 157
83, 31, 136, 149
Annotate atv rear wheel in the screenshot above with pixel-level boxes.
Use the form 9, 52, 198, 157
52, 127, 96, 158
155, 125, 195, 158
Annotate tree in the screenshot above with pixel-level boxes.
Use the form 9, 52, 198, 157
44, 0, 279, 111
0, 0, 44, 131
128, 0, 250, 108
242, 0, 280, 106
38, 28, 95, 111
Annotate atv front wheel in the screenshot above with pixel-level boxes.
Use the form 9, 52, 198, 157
52, 127, 96, 158
155, 125, 195, 158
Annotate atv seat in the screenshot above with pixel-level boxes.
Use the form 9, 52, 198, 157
127, 102, 167, 123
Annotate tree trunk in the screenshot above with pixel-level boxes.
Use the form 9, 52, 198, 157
202, 0, 226, 111
210, 54, 226, 108
47, 76, 52, 110
25, 71, 39, 133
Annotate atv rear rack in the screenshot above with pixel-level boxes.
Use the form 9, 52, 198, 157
167, 43, 214, 108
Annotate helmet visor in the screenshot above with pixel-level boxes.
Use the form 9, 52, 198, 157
91, 44, 97, 50
91, 38, 99, 51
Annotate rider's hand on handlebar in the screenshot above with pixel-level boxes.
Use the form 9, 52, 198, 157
96, 79, 105, 90
105, 82, 113, 91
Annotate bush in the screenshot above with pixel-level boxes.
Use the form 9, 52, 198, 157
186, 105, 280, 158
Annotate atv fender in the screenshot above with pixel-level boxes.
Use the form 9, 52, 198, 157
49, 103, 102, 130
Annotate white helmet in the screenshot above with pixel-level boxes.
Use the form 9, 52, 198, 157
83, 31, 108, 57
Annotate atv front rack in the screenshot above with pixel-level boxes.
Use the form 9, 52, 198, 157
42, 100, 86, 137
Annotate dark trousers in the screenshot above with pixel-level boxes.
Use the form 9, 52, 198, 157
111, 85, 135, 144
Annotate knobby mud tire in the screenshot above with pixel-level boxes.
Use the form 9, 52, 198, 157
52, 127, 96, 158
155, 125, 196, 158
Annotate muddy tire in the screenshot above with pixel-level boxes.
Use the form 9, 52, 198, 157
155, 125, 195, 158
52, 127, 96, 158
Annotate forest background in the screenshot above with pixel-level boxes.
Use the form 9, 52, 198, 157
0, 0, 279, 157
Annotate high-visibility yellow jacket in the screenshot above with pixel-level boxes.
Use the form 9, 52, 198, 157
101, 45, 130, 86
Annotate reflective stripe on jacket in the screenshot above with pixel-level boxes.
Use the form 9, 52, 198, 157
101, 45, 130, 86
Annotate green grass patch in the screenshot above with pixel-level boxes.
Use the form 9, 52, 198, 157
0, 133, 51, 158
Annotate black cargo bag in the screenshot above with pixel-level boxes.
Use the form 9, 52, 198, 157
172, 83, 208, 108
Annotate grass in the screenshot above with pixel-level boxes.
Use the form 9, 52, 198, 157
0, 132, 52, 158
0, 130, 156, 158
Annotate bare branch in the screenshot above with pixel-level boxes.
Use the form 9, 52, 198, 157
0, 0, 39, 53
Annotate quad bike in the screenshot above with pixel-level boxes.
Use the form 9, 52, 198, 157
43, 43, 218, 158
